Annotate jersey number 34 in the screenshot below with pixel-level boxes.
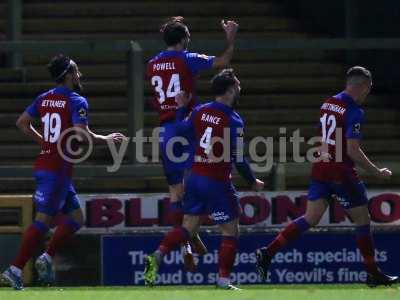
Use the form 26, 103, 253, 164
151, 74, 181, 104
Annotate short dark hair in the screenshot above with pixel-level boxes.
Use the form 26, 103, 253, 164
160, 16, 189, 46
47, 54, 73, 83
346, 66, 372, 84
211, 69, 237, 96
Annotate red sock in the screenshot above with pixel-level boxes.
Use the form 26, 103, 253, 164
47, 219, 81, 257
12, 221, 49, 269
266, 216, 310, 257
158, 227, 189, 255
168, 201, 184, 226
356, 225, 379, 275
218, 236, 238, 278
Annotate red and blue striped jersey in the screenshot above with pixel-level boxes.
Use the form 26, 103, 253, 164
312, 92, 365, 183
146, 50, 214, 124
25, 86, 89, 176
177, 101, 255, 183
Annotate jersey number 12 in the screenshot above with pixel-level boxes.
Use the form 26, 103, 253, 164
320, 113, 336, 145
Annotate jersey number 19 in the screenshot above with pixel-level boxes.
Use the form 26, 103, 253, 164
41, 112, 61, 143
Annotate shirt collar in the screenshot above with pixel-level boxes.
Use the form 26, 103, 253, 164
213, 100, 233, 112
54, 85, 72, 94
335, 91, 359, 107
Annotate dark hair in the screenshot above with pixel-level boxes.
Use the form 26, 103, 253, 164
346, 66, 372, 84
160, 16, 189, 46
47, 54, 72, 83
211, 69, 237, 96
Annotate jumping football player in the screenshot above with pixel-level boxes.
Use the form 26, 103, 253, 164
144, 69, 264, 289
1, 54, 125, 290
255, 66, 399, 287
147, 16, 239, 270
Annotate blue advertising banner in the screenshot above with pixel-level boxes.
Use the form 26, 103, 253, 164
101, 232, 399, 286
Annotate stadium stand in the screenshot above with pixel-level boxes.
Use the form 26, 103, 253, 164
0, 0, 399, 193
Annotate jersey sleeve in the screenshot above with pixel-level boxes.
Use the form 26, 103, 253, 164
25, 96, 41, 118
230, 116, 256, 184
71, 96, 89, 125
175, 106, 189, 121
185, 52, 215, 74
345, 108, 364, 140
175, 106, 199, 137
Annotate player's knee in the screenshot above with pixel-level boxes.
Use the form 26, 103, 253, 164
304, 213, 322, 227
182, 224, 196, 237
175, 189, 184, 201
35, 212, 53, 226
169, 184, 184, 202
74, 214, 84, 227
70, 208, 84, 227
346, 204, 371, 226
219, 220, 239, 237
351, 211, 371, 226
182, 215, 199, 236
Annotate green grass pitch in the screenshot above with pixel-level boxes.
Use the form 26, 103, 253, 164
0, 285, 399, 300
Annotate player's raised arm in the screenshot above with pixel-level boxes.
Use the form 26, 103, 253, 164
16, 111, 43, 146
347, 139, 392, 178
212, 20, 239, 69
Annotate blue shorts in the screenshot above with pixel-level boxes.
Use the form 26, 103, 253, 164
160, 121, 194, 185
33, 170, 81, 216
183, 173, 240, 224
308, 179, 368, 209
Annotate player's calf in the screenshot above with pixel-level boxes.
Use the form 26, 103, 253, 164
217, 236, 238, 287
191, 233, 208, 256
182, 242, 197, 272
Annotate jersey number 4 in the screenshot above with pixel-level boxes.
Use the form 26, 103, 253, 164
320, 113, 336, 145
41, 112, 61, 143
200, 127, 213, 155
151, 74, 181, 104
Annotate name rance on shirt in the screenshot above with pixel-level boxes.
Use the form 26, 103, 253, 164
201, 113, 221, 125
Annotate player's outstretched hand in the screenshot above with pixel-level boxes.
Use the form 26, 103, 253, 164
377, 167, 392, 179
252, 179, 265, 192
221, 20, 239, 44
107, 132, 128, 143
175, 91, 191, 108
